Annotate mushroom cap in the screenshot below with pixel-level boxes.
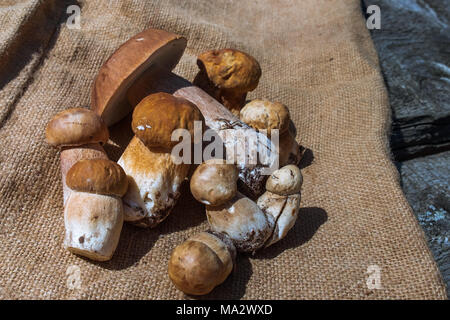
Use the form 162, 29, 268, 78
45, 108, 109, 148
197, 49, 261, 92
168, 231, 235, 295
91, 28, 187, 126
257, 191, 301, 247
240, 99, 290, 135
131, 92, 204, 150
66, 159, 128, 197
266, 164, 302, 195
206, 192, 273, 252
190, 159, 239, 206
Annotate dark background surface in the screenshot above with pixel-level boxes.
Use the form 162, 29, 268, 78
362, 0, 449, 297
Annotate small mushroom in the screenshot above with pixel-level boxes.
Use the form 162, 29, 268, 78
257, 165, 302, 247
194, 49, 262, 116
239, 100, 301, 166
266, 164, 302, 196
168, 231, 236, 295
190, 159, 239, 206
118, 92, 204, 227
63, 159, 127, 261
45, 108, 109, 148
206, 192, 274, 252
240, 99, 290, 136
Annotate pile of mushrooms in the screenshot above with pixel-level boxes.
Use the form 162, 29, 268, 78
44, 28, 304, 295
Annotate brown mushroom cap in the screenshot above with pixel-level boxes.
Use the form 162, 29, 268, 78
266, 164, 302, 195
91, 28, 187, 126
240, 99, 290, 135
197, 49, 261, 92
66, 159, 128, 197
168, 231, 235, 295
190, 159, 239, 206
45, 108, 109, 147
131, 92, 204, 150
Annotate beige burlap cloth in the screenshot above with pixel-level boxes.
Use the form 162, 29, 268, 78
0, 0, 446, 299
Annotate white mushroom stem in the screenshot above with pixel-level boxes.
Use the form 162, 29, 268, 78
257, 191, 301, 247
64, 191, 123, 261
117, 136, 190, 227
206, 192, 274, 252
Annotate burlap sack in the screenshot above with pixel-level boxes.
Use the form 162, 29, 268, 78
0, 0, 446, 299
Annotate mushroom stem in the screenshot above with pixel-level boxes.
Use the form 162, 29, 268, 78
117, 136, 190, 228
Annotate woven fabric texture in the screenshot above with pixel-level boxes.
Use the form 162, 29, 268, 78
0, 0, 446, 299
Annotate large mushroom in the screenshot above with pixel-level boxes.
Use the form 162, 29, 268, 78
117, 92, 204, 227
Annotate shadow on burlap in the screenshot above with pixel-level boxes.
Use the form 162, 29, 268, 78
0, 0, 446, 299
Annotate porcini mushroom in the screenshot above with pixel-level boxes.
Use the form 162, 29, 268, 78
190, 159, 239, 206
92, 28, 277, 199
45, 108, 124, 261
240, 99, 302, 167
206, 192, 274, 252
117, 93, 204, 227
194, 49, 262, 116
257, 192, 301, 248
240, 99, 290, 136
257, 164, 303, 247
265, 164, 302, 195
168, 231, 236, 295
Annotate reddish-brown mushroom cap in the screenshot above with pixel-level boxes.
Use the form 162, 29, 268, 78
193, 49, 262, 115
131, 92, 204, 150
91, 28, 187, 126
